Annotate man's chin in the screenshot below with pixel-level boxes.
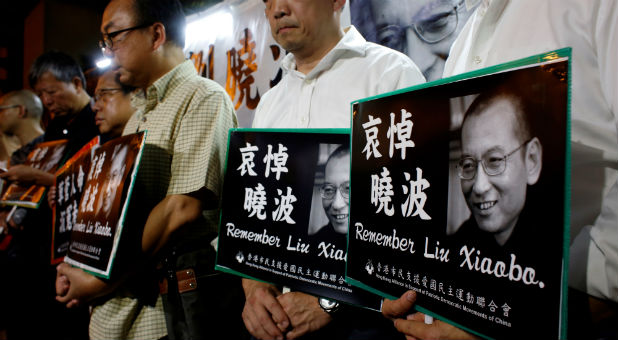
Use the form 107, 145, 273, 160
332, 223, 348, 234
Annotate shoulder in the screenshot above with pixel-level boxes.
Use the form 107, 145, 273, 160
356, 42, 425, 90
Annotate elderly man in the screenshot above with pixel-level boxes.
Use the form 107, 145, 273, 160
0, 90, 45, 161
55, 0, 238, 339
1, 51, 99, 186
244, 0, 424, 339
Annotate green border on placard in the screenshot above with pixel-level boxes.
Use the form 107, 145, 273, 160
346, 48, 572, 340
215, 128, 351, 276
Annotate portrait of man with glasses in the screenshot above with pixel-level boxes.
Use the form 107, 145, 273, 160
352, 0, 477, 81
453, 88, 543, 248
309, 145, 351, 238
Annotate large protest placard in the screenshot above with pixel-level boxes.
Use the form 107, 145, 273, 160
63, 132, 145, 278
1, 139, 67, 208
51, 136, 100, 264
347, 49, 570, 339
217, 129, 381, 309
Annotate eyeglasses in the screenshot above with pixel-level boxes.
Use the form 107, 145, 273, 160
99, 23, 153, 52
457, 140, 531, 180
94, 88, 123, 102
0, 104, 19, 112
320, 182, 350, 200
377, 0, 464, 49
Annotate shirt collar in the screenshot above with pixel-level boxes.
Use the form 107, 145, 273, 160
280, 25, 367, 79
132, 60, 197, 112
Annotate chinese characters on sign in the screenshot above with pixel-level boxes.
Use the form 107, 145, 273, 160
62, 132, 146, 279
347, 54, 569, 339
361, 109, 432, 220
217, 130, 382, 309
1, 139, 68, 208
52, 137, 99, 264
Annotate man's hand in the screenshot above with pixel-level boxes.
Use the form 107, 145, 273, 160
55, 262, 114, 308
277, 291, 332, 339
383, 290, 478, 340
242, 279, 290, 340
48, 185, 57, 209
0, 164, 55, 186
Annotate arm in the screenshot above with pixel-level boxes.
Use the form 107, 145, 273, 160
0, 164, 55, 186
382, 290, 478, 340
141, 191, 205, 255
241, 278, 290, 340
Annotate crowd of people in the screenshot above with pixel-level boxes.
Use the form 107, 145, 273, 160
0, 0, 615, 339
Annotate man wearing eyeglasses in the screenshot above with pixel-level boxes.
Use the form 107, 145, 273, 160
315, 146, 350, 237
0, 90, 45, 165
454, 91, 542, 247
368, 0, 476, 81
54, 1, 238, 340
92, 70, 135, 142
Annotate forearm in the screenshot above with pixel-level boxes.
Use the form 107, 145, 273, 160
141, 193, 204, 256
38, 171, 55, 186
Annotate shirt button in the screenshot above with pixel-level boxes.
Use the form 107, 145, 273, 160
300, 116, 307, 124
474, 56, 482, 64
142, 116, 147, 122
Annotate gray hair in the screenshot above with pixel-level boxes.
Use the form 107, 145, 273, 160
28, 50, 86, 89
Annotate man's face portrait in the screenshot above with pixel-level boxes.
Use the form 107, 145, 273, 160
370, 0, 472, 80
264, 0, 342, 54
101, 145, 128, 218
459, 97, 542, 244
101, 0, 153, 87
93, 73, 134, 137
34, 72, 82, 117
321, 151, 350, 234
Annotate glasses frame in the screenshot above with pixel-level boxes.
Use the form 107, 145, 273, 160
0, 104, 20, 111
376, 0, 464, 47
320, 182, 350, 201
457, 139, 532, 180
99, 23, 153, 52
94, 88, 124, 102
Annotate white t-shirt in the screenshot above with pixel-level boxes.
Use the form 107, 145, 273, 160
444, 0, 618, 302
252, 26, 425, 129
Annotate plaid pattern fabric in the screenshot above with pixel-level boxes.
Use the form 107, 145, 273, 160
125, 60, 237, 200
89, 61, 237, 338
89, 296, 167, 340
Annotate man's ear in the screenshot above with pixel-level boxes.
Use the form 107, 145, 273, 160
17, 105, 26, 118
151, 22, 167, 51
333, 0, 346, 12
525, 137, 543, 185
72, 76, 84, 93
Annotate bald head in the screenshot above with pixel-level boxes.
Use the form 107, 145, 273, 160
1, 90, 44, 120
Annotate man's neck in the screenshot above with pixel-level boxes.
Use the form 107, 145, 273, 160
75, 92, 92, 114
141, 47, 186, 91
294, 27, 345, 75
16, 121, 44, 147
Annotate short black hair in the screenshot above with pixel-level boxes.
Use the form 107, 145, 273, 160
132, 0, 186, 48
28, 50, 86, 89
326, 145, 350, 168
463, 91, 533, 143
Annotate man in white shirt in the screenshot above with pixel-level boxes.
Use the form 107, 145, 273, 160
383, 0, 618, 338
244, 0, 424, 339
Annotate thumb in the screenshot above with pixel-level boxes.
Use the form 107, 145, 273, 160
382, 290, 417, 319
